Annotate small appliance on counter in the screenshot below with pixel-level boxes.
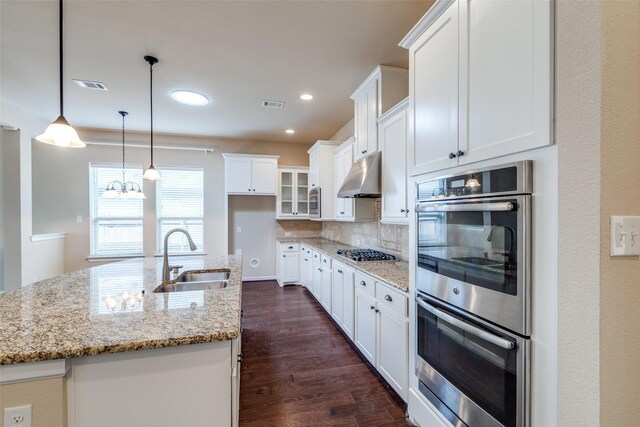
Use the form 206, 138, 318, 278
336, 248, 396, 262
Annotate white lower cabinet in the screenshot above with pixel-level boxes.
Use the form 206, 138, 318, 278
354, 274, 409, 401
300, 246, 312, 288
377, 303, 409, 400
332, 261, 356, 340
276, 243, 300, 287
355, 288, 377, 364
320, 255, 333, 312
311, 251, 322, 300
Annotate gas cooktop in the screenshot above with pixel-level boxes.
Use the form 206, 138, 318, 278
336, 248, 396, 262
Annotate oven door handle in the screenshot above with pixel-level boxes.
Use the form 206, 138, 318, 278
415, 201, 514, 213
416, 297, 515, 350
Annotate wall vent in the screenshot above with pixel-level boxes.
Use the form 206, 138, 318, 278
261, 100, 285, 109
73, 79, 108, 91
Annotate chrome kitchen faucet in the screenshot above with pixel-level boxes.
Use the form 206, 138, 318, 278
162, 228, 198, 282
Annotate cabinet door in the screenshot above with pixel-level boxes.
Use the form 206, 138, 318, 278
321, 267, 332, 313
225, 158, 252, 194
355, 289, 377, 364
377, 305, 409, 401
409, 1, 459, 176
252, 159, 277, 194
309, 150, 319, 189
300, 254, 308, 286
365, 78, 379, 155
312, 265, 322, 300
381, 108, 408, 223
342, 147, 354, 218
331, 267, 344, 325
296, 172, 309, 216
341, 266, 355, 341
459, 0, 552, 164
282, 252, 299, 283
354, 90, 369, 161
307, 253, 314, 291
278, 171, 294, 217
334, 151, 345, 218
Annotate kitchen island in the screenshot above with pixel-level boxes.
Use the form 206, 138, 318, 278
0, 255, 242, 427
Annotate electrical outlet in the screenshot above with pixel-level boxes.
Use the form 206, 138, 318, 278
284, 232, 292, 237
4, 405, 32, 427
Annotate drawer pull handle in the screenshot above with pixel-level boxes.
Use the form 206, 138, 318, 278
360, 281, 366, 287
370, 305, 375, 311
384, 295, 392, 302
288, 246, 293, 249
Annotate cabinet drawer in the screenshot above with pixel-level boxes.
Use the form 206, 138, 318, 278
355, 271, 375, 297
312, 251, 321, 264
321, 255, 332, 269
375, 282, 408, 317
280, 243, 299, 252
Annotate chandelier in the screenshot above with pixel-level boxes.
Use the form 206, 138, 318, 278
103, 111, 146, 199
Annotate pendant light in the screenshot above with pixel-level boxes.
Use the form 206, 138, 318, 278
103, 111, 146, 199
36, 0, 85, 148
143, 55, 161, 180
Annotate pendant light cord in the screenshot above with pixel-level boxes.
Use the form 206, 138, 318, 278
121, 112, 126, 183
149, 61, 154, 165
59, 0, 64, 117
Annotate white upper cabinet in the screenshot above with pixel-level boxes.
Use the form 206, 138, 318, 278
401, 0, 553, 176
222, 154, 279, 195
405, 2, 459, 175
379, 98, 409, 224
334, 140, 354, 219
333, 139, 376, 222
307, 140, 340, 220
277, 167, 309, 219
351, 66, 409, 161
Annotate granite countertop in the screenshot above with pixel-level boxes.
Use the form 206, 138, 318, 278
0, 255, 242, 365
279, 237, 409, 292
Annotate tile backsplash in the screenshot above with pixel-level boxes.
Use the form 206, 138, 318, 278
321, 201, 409, 261
276, 220, 323, 239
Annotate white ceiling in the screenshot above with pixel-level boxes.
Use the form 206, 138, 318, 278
1, 0, 432, 144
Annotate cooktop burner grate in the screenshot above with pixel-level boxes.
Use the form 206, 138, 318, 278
336, 248, 396, 262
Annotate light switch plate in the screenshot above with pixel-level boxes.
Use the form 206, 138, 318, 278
611, 216, 640, 256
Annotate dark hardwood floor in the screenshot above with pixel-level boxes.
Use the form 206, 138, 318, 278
240, 280, 410, 426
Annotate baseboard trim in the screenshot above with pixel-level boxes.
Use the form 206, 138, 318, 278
242, 275, 277, 282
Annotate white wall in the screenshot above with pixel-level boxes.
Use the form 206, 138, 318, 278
31, 128, 311, 273
228, 196, 277, 280
0, 99, 57, 289
556, 1, 602, 424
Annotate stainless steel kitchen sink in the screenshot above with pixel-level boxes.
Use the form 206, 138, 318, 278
176, 271, 230, 283
153, 269, 230, 293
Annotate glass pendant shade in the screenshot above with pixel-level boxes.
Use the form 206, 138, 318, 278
465, 175, 481, 189
37, 116, 85, 148
38, 0, 84, 148
143, 165, 161, 181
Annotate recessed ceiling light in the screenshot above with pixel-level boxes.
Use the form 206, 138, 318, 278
285, 129, 295, 134
300, 93, 313, 101
171, 90, 209, 106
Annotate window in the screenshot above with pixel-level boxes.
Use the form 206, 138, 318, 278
89, 163, 144, 257
156, 166, 204, 254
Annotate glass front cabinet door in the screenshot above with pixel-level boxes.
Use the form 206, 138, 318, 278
277, 168, 309, 219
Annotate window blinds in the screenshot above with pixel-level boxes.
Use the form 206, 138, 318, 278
89, 163, 144, 257
156, 166, 204, 253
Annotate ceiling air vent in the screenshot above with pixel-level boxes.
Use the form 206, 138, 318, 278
73, 79, 108, 91
261, 100, 285, 109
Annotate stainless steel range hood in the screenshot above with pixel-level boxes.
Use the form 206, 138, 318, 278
337, 151, 381, 198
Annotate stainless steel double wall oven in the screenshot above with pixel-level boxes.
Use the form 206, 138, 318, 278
415, 161, 532, 427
